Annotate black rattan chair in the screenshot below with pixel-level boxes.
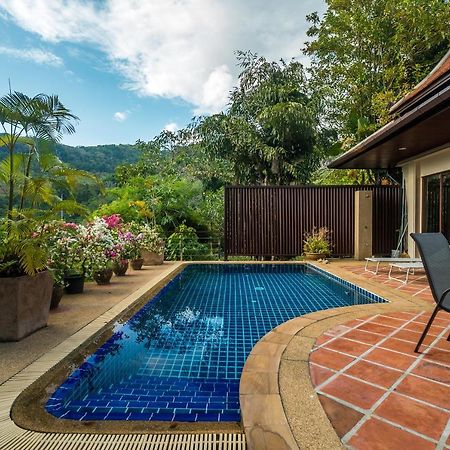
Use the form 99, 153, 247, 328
410, 233, 450, 352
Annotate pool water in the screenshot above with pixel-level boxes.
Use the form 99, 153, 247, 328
46, 264, 385, 422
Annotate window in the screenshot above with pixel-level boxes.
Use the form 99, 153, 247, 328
423, 171, 450, 240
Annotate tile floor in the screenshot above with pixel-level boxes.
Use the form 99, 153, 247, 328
310, 311, 450, 449
344, 264, 434, 303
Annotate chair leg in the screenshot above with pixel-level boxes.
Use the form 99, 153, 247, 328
415, 306, 440, 353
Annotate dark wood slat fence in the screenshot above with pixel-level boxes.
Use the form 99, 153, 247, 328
224, 186, 402, 257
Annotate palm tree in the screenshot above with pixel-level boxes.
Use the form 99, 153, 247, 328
0, 91, 78, 216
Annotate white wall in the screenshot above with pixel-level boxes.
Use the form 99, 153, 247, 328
399, 145, 450, 256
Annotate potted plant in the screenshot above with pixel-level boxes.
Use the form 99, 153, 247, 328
83, 216, 118, 285
50, 222, 87, 294
0, 216, 53, 341
303, 227, 332, 260
140, 224, 165, 265
42, 221, 67, 308
124, 223, 145, 270
100, 214, 129, 276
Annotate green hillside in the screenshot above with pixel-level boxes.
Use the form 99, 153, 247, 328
55, 143, 139, 175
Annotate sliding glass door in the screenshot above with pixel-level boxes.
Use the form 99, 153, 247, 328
423, 171, 450, 240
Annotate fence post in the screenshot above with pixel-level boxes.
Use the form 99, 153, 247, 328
354, 191, 373, 260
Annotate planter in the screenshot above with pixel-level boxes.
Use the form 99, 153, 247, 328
141, 250, 164, 266
131, 258, 144, 270
304, 252, 327, 261
93, 268, 113, 285
0, 271, 53, 341
50, 285, 64, 309
113, 260, 129, 276
64, 274, 85, 294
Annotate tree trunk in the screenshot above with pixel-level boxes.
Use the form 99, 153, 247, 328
19, 144, 34, 210
8, 144, 14, 217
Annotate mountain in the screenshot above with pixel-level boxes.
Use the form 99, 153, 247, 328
54, 143, 139, 175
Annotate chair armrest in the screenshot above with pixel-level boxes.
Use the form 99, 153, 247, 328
438, 287, 450, 306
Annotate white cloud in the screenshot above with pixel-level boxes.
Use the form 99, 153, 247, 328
113, 111, 128, 122
163, 122, 178, 133
0, 0, 325, 113
0, 45, 63, 67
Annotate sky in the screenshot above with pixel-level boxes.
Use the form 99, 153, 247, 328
0, 0, 326, 147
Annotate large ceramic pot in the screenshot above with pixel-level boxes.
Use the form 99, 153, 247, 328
0, 271, 53, 341
50, 284, 64, 310
131, 258, 144, 270
64, 274, 85, 294
113, 260, 129, 276
93, 268, 113, 285
141, 250, 164, 266
303, 252, 327, 261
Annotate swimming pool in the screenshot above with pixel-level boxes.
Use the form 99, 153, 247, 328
45, 264, 385, 423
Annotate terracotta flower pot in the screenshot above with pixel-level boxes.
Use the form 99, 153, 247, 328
131, 258, 144, 270
303, 252, 327, 261
93, 268, 113, 285
113, 260, 129, 276
141, 250, 164, 265
0, 271, 53, 341
50, 285, 64, 309
64, 274, 85, 294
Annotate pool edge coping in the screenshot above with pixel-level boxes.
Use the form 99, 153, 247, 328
239, 261, 434, 450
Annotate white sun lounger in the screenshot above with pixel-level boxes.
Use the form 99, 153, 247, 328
388, 261, 425, 284
364, 257, 421, 275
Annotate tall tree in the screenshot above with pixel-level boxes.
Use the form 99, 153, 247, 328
198, 52, 329, 185
305, 0, 450, 143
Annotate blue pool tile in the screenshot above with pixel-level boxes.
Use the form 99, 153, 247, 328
61, 411, 86, 420
128, 412, 153, 421
173, 413, 197, 422
197, 413, 220, 422
105, 412, 130, 420
152, 413, 174, 421
83, 412, 109, 420
220, 413, 240, 421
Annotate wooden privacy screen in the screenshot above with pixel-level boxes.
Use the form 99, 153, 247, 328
224, 185, 402, 257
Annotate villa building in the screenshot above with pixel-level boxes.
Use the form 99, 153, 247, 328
330, 49, 450, 255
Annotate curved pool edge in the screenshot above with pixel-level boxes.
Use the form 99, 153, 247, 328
239, 262, 435, 450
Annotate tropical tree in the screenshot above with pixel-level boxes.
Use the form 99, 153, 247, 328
115, 128, 233, 190
0, 91, 78, 215
197, 51, 330, 185
304, 0, 450, 143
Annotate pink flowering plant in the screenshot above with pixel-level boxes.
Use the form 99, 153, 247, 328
83, 216, 121, 276
118, 228, 143, 260
42, 221, 87, 284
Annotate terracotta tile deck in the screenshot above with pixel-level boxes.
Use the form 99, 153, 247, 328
344, 264, 434, 303
310, 311, 450, 449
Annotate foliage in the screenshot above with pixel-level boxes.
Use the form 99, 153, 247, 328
115, 130, 233, 190
166, 224, 211, 261
198, 52, 330, 185
303, 227, 332, 255
0, 91, 78, 215
0, 214, 48, 277
94, 175, 221, 240
138, 223, 164, 255
55, 143, 139, 176
304, 0, 450, 143
44, 221, 87, 277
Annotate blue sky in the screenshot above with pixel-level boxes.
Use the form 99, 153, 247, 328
0, 1, 325, 147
